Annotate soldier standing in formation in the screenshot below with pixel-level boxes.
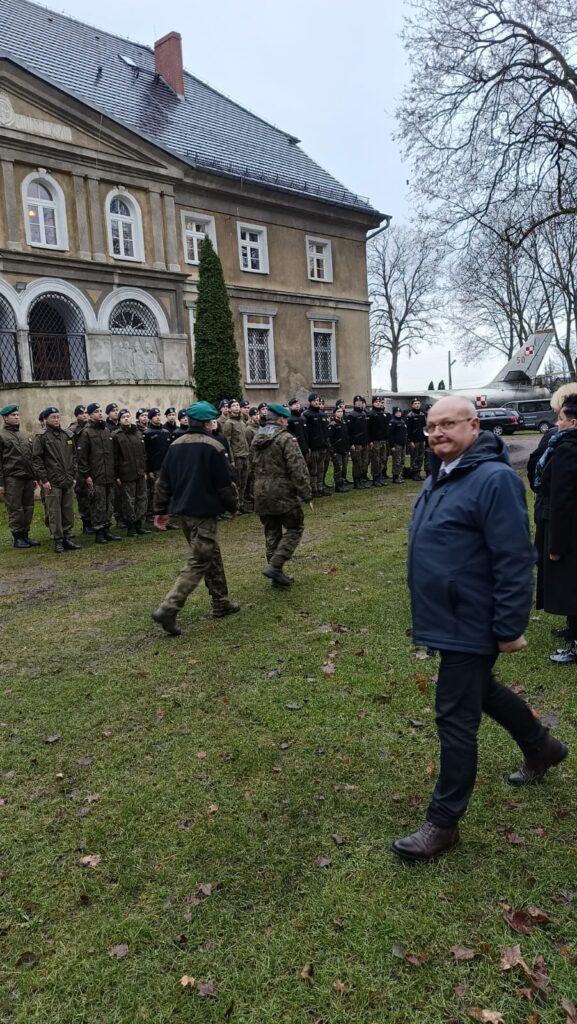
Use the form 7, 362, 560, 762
250, 403, 312, 587
68, 404, 92, 534
286, 398, 309, 459
223, 399, 250, 512
0, 404, 40, 548
78, 403, 121, 544
406, 398, 427, 481
164, 407, 178, 438
144, 408, 171, 522
346, 394, 371, 489
328, 404, 350, 492
174, 409, 189, 437
104, 403, 119, 432
367, 396, 389, 486
303, 392, 330, 497
113, 409, 150, 536
32, 407, 80, 553
152, 401, 240, 636
388, 407, 408, 483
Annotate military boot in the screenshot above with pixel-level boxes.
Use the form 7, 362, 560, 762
103, 527, 122, 541
508, 733, 568, 785
82, 520, 95, 535
152, 607, 182, 636
212, 602, 241, 619
25, 535, 41, 546
353, 479, 362, 490
54, 539, 64, 554
94, 529, 110, 545
263, 564, 293, 587
63, 537, 81, 550
12, 533, 31, 549
135, 521, 151, 535
126, 524, 138, 537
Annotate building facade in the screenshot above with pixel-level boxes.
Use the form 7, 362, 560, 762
0, 0, 384, 429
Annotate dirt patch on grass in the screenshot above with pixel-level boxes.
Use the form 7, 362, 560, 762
88, 559, 136, 573
0, 565, 55, 600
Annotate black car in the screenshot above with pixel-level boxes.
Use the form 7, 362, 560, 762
477, 408, 523, 436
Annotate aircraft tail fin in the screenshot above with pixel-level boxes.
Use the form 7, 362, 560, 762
488, 330, 554, 385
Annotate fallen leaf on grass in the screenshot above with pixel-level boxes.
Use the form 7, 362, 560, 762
108, 944, 129, 959
208, 803, 219, 814
450, 945, 478, 962
79, 854, 101, 868
533, 827, 547, 838
359, 627, 370, 635
500, 944, 528, 971
323, 565, 338, 574
300, 963, 314, 984
195, 751, 207, 759
505, 832, 525, 845
527, 1013, 539, 1024
372, 693, 391, 704
425, 761, 434, 777
563, 999, 577, 1024
335, 624, 349, 634
44, 734, 60, 744
155, 709, 165, 721
466, 1010, 504, 1023
333, 918, 345, 930
404, 951, 430, 967
331, 833, 345, 846
77, 756, 93, 767
198, 979, 218, 999
510, 683, 526, 694
85, 794, 100, 804
527, 907, 551, 924
179, 819, 191, 830
332, 979, 348, 993
315, 855, 331, 868
454, 982, 468, 997
285, 702, 303, 710
415, 650, 430, 660
322, 664, 336, 678
180, 975, 195, 988
409, 718, 424, 728
504, 908, 552, 935
355, 648, 365, 657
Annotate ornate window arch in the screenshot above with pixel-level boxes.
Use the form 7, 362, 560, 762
105, 189, 144, 262
109, 299, 159, 336
0, 294, 20, 383
21, 169, 68, 250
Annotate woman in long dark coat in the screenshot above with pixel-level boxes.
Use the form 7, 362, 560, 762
534, 394, 577, 663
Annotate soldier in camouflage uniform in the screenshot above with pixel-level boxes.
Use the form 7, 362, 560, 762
113, 409, 150, 536
0, 404, 40, 548
223, 399, 250, 511
152, 401, 240, 636
388, 407, 408, 483
406, 398, 427, 480
78, 403, 122, 543
68, 404, 92, 532
250, 403, 312, 587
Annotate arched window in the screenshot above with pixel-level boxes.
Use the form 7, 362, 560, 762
22, 171, 68, 250
28, 292, 87, 381
0, 295, 20, 384
109, 299, 158, 336
106, 190, 144, 261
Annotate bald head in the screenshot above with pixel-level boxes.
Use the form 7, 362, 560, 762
426, 397, 480, 463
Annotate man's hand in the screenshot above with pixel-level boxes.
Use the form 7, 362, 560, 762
154, 515, 168, 531
148, 472, 156, 481
549, 553, 561, 561
85, 476, 93, 491
116, 478, 122, 487
498, 635, 528, 653
42, 481, 52, 494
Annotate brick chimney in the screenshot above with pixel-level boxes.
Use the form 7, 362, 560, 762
154, 31, 184, 98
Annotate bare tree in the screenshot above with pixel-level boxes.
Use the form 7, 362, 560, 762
528, 216, 577, 374
397, 0, 577, 245
450, 225, 551, 363
368, 225, 440, 390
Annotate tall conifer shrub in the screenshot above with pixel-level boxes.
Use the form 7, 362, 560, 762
193, 236, 241, 404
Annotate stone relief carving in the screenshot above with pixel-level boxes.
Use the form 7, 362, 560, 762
111, 337, 164, 379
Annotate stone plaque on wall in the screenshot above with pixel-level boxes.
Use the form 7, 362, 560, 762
111, 337, 164, 380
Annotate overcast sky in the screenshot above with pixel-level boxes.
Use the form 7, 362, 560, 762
54, 0, 505, 390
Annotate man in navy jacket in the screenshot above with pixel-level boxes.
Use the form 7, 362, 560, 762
393, 397, 568, 861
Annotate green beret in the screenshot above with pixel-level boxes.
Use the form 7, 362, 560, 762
186, 401, 219, 421
267, 403, 291, 417
0, 404, 18, 416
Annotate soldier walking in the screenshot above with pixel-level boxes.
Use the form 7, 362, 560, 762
78, 403, 121, 544
250, 403, 312, 587
0, 404, 40, 548
32, 407, 80, 553
112, 409, 150, 536
152, 402, 240, 635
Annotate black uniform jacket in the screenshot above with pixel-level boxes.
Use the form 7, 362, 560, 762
287, 411, 309, 456
328, 417, 350, 454
154, 424, 238, 518
388, 417, 408, 447
302, 407, 330, 450
366, 408, 389, 442
144, 425, 171, 473
406, 410, 427, 443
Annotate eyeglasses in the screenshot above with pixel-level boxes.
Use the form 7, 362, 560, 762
424, 417, 475, 436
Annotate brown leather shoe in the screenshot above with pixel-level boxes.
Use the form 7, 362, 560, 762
508, 733, 568, 785
391, 820, 460, 861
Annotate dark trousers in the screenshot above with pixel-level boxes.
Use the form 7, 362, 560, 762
427, 650, 547, 828
260, 506, 305, 568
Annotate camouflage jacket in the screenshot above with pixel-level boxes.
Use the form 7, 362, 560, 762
250, 424, 312, 514
223, 412, 249, 458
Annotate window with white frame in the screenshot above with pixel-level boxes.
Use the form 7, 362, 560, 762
22, 172, 68, 250
243, 314, 276, 383
237, 223, 269, 274
106, 190, 144, 261
311, 319, 337, 383
182, 212, 216, 265
306, 237, 333, 282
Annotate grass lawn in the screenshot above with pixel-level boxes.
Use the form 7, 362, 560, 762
0, 477, 575, 1024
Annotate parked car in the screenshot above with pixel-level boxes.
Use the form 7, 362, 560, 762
502, 399, 556, 433
477, 408, 523, 436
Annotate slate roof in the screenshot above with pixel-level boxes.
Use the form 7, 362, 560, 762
1, 0, 381, 217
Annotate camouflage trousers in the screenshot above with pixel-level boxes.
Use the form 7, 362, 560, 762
234, 456, 249, 510
146, 474, 157, 519
307, 449, 328, 496
118, 478, 148, 525
75, 478, 91, 524
370, 440, 387, 480
2, 476, 34, 535
351, 445, 369, 481
331, 452, 348, 487
45, 485, 75, 540
409, 442, 425, 476
390, 445, 407, 480
260, 505, 305, 569
160, 516, 229, 613
322, 448, 331, 486
89, 483, 115, 530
